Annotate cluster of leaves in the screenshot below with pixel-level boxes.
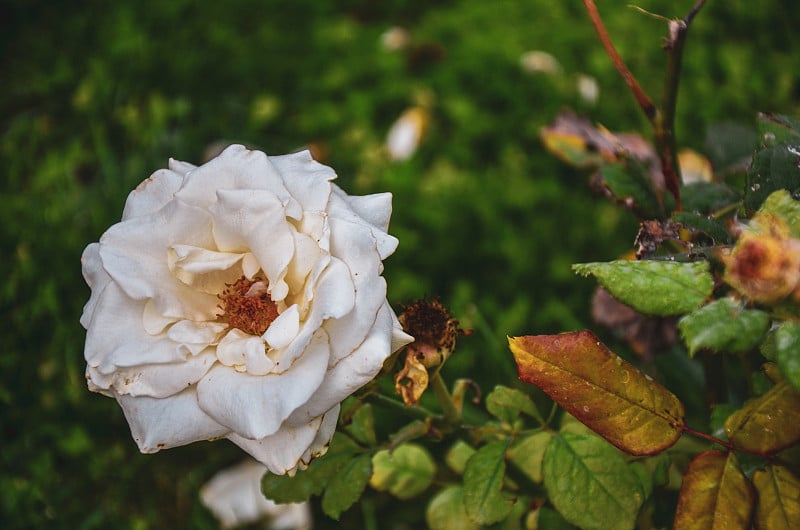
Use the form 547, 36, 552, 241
514, 112, 800, 528
260, 87, 800, 530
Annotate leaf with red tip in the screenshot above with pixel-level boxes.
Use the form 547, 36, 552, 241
674, 451, 755, 530
508, 331, 685, 455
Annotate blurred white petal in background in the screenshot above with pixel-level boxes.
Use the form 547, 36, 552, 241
201, 460, 312, 530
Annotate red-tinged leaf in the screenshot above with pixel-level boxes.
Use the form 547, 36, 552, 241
752, 465, 800, 530
674, 451, 755, 530
508, 331, 685, 456
724, 380, 800, 455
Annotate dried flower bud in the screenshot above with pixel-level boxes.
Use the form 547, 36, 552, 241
394, 299, 467, 406
399, 299, 464, 369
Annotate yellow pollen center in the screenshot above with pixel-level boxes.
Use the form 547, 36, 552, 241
217, 276, 279, 336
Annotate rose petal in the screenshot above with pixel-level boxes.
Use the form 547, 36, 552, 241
264, 304, 300, 350
166, 320, 227, 347
226, 407, 337, 476
122, 168, 184, 221
168, 158, 196, 176
83, 282, 198, 370
216, 328, 275, 375
142, 299, 178, 335
328, 188, 399, 259
345, 192, 393, 232
271, 150, 336, 212
100, 200, 220, 321
287, 303, 400, 422
168, 245, 255, 294
89, 349, 217, 398
80, 243, 112, 328
274, 257, 354, 371
210, 189, 294, 302
197, 328, 330, 439
297, 405, 340, 469
175, 145, 302, 219
200, 459, 312, 530
117, 388, 229, 453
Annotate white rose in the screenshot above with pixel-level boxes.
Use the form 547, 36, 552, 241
200, 459, 312, 530
81, 145, 412, 474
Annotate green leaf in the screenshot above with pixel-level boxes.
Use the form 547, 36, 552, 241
542, 432, 645, 530
673, 451, 755, 530
774, 321, 800, 390
757, 113, 800, 146
321, 453, 373, 520
426, 486, 480, 530
262, 433, 359, 503
725, 380, 800, 454
507, 431, 552, 483
678, 298, 770, 356
759, 189, 800, 237
485, 385, 543, 425
534, 506, 579, 530
680, 182, 740, 216
597, 161, 665, 219
509, 331, 685, 455
572, 260, 713, 315
704, 121, 758, 170
369, 443, 436, 500
345, 403, 377, 446
671, 211, 733, 245
745, 142, 800, 213
752, 465, 800, 530
445, 439, 476, 475
463, 440, 515, 525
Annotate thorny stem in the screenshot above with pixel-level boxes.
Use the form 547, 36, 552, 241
582, 0, 708, 211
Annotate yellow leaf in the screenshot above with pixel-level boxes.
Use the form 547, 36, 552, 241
509, 331, 684, 455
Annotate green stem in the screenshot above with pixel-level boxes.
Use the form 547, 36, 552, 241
365, 392, 437, 423
430, 369, 462, 430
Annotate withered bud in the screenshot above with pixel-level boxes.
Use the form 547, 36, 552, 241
399, 298, 466, 369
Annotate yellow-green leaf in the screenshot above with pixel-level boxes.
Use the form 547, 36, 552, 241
753, 465, 800, 530
321, 453, 372, 520
508, 431, 552, 483
369, 443, 436, 500
674, 451, 755, 530
542, 432, 646, 530
426, 486, 480, 530
485, 385, 544, 425
725, 380, 800, 455
463, 440, 515, 525
572, 260, 713, 315
509, 331, 685, 455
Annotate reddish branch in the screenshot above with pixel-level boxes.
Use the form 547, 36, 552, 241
582, 0, 708, 212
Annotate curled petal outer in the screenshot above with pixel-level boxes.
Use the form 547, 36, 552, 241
227, 405, 340, 475
81, 144, 405, 474
117, 389, 229, 452
197, 329, 331, 440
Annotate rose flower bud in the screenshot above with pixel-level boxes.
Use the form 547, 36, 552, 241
722, 213, 800, 304
81, 145, 412, 474
394, 299, 465, 405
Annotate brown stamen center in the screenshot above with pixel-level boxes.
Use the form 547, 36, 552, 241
217, 276, 279, 336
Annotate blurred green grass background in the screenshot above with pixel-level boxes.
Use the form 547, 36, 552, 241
2, 0, 798, 527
